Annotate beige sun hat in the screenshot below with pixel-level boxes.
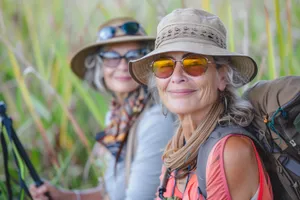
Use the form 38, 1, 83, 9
129, 8, 258, 86
71, 17, 155, 80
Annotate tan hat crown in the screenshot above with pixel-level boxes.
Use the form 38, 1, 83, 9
129, 8, 257, 86
70, 17, 155, 82
155, 8, 227, 49
97, 17, 138, 30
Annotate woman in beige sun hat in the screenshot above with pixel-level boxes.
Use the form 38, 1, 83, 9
129, 8, 273, 200
30, 17, 175, 200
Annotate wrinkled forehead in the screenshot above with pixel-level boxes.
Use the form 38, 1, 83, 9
100, 41, 142, 52
157, 51, 214, 60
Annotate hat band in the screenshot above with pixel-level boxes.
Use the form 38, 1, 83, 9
155, 24, 226, 49
96, 21, 147, 42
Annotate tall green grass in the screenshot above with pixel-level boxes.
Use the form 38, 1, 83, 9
0, 0, 299, 197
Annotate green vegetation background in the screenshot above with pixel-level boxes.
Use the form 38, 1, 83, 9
0, 0, 299, 198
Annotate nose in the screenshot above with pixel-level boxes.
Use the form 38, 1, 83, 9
170, 61, 187, 84
117, 58, 128, 72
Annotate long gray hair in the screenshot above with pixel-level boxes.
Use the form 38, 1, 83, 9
148, 56, 254, 127
84, 52, 107, 93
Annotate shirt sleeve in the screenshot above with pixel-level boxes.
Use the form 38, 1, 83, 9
125, 105, 175, 200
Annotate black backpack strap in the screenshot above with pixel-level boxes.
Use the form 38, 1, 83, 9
196, 125, 258, 199
1, 117, 34, 200
1, 126, 13, 200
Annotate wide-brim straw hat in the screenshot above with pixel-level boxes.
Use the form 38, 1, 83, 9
71, 17, 155, 80
129, 8, 258, 86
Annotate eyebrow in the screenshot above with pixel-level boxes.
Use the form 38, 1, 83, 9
158, 52, 193, 59
182, 53, 193, 58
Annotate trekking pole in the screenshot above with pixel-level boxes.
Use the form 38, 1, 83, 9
0, 101, 52, 199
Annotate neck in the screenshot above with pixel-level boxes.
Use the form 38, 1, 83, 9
178, 103, 214, 140
114, 92, 129, 104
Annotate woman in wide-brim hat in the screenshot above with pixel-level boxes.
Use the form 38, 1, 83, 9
129, 8, 273, 200
30, 17, 175, 200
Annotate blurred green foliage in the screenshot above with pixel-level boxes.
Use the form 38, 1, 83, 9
0, 0, 299, 198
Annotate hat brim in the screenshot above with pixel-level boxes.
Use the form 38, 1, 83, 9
129, 39, 257, 86
71, 36, 155, 80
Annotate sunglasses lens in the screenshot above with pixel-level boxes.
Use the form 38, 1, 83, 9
98, 27, 116, 40
182, 57, 208, 76
152, 58, 175, 78
100, 51, 121, 67
122, 22, 140, 35
125, 50, 145, 60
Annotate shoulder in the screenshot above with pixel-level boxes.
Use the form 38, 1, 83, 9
136, 104, 175, 139
222, 135, 259, 196
141, 104, 164, 116
205, 135, 260, 199
221, 135, 258, 181
223, 135, 256, 165
205, 134, 258, 175
139, 104, 175, 125
208, 126, 257, 166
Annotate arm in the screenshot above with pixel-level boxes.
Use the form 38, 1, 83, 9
71, 187, 103, 200
29, 182, 102, 200
223, 136, 259, 200
125, 106, 175, 200
30, 112, 112, 200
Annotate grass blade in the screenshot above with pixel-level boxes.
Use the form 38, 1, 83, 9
6, 48, 58, 166
201, 0, 211, 11
22, 1, 45, 76
227, 2, 235, 52
264, 4, 277, 79
286, 0, 293, 74
274, 0, 285, 75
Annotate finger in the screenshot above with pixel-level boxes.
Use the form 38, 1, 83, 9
40, 195, 49, 200
29, 184, 39, 198
36, 184, 49, 196
31, 192, 42, 200
29, 184, 36, 193
29, 184, 37, 190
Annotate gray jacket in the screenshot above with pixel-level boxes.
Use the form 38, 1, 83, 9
103, 104, 175, 200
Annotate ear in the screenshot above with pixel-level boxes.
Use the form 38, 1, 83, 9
217, 65, 228, 91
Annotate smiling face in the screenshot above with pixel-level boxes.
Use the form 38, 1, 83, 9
155, 52, 227, 117
102, 42, 141, 97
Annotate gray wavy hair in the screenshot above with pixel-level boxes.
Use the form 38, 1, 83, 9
84, 51, 107, 93
83, 41, 154, 94
148, 56, 254, 127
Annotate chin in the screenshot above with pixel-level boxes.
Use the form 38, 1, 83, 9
170, 109, 197, 115
114, 85, 139, 93
164, 98, 196, 112
166, 104, 198, 115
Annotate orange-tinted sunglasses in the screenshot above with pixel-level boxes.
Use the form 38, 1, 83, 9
151, 55, 215, 79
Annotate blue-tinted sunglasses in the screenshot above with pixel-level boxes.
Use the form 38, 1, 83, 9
98, 22, 145, 41
99, 48, 150, 67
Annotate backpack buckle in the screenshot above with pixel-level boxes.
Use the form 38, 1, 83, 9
292, 181, 299, 189
290, 140, 297, 147
277, 165, 283, 174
